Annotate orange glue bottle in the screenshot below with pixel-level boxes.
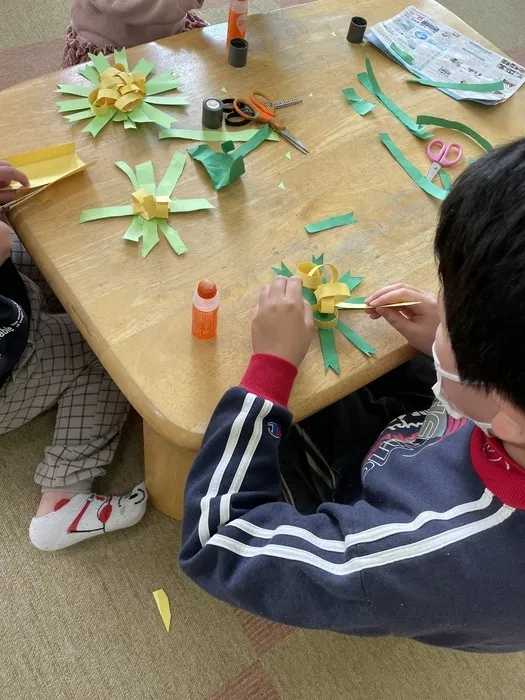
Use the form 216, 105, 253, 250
192, 280, 219, 340
226, 0, 248, 47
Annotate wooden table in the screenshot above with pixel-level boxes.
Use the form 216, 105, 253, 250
2, 0, 523, 518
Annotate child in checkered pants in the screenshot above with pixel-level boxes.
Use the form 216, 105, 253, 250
0, 162, 147, 551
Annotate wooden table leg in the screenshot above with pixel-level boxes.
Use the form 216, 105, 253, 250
143, 421, 198, 520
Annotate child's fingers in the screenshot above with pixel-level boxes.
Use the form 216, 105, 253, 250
365, 283, 420, 305
270, 275, 287, 301
0, 165, 29, 190
303, 300, 314, 329
285, 276, 303, 302
378, 307, 414, 334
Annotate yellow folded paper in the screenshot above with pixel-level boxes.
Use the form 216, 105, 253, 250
153, 588, 171, 632
89, 67, 146, 116
1, 142, 95, 191
296, 262, 351, 329
132, 189, 170, 220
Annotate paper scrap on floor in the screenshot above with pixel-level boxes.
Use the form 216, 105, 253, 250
366, 6, 525, 104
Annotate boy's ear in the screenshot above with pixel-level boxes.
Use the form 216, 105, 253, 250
492, 399, 525, 443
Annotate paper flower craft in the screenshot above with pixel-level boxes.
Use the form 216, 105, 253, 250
79, 152, 214, 258
272, 254, 377, 373
56, 48, 187, 137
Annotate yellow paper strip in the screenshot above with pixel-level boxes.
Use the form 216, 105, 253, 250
153, 589, 171, 632
0, 142, 95, 190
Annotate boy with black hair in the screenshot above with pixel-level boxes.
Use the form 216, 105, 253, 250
180, 138, 525, 652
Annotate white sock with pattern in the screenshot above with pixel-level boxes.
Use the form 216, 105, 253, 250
29, 482, 147, 551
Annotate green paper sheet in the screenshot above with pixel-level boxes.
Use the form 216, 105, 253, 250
145, 80, 181, 96
115, 161, 139, 189
285, 151, 292, 160
132, 58, 156, 78
271, 262, 293, 277
160, 129, 279, 143
336, 320, 377, 357
144, 95, 189, 106
187, 144, 246, 190
439, 169, 453, 191
82, 109, 117, 137
112, 112, 127, 122
169, 199, 214, 213
79, 205, 134, 223
341, 87, 376, 116
123, 216, 143, 241
131, 103, 175, 129
158, 220, 187, 255
278, 182, 286, 190
234, 124, 273, 158
410, 77, 504, 92
57, 84, 92, 97
141, 218, 160, 258
77, 65, 100, 85
338, 271, 364, 292
136, 161, 156, 197
157, 152, 186, 196
380, 132, 447, 201
319, 328, 340, 374
124, 119, 137, 129
64, 109, 94, 123
88, 52, 111, 75
358, 59, 431, 139
416, 115, 493, 152
146, 70, 178, 86
57, 98, 90, 113
305, 212, 357, 234
113, 48, 129, 70
390, 43, 413, 64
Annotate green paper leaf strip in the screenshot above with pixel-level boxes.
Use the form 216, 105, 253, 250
159, 128, 279, 143
439, 169, 453, 191
79, 153, 213, 257
416, 115, 493, 152
341, 88, 376, 116
336, 320, 377, 357
358, 59, 432, 140
271, 261, 293, 277
390, 43, 413, 64
319, 329, 340, 374
410, 77, 504, 92
305, 212, 357, 234
380, 132, 447, 201
56, 48, 186, 137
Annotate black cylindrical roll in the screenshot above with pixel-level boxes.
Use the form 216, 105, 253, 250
202, 98, 223, 129
228, 38, 249, 68
347, 16, 367, 43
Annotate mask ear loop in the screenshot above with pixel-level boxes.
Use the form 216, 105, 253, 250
432, 342, 461, 382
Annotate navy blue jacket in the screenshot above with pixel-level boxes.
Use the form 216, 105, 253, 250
180, 357, 525, 653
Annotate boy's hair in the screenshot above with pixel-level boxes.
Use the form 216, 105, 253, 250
434, 138, 525, 411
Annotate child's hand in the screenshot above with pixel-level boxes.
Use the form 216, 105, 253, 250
365, 284, 439, 356
0, 161, 29, 205
0, 221, 13, 265
252, 276, 314, 368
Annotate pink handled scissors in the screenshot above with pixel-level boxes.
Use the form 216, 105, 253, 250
425, 138, 464, 182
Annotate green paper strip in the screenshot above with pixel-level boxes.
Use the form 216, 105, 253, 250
302, 287, 317, 305
311, 254, 324, 266
123, 216, 143, 241
144, 95, 189, 106
336, 320, 377, 357
115, 161, 139, 189
358, 59, 431, 139
88, 52, 111, 75
131, 103, 175, 130
159, 128, 279, 143
57, 84, 92, 97
64, 109, 94, 123
305, 212, 357, 234
221, 141, 236, 154
145, 80, 181, 96
79, 205, 134, 223
132, 58, 156, 78
271, 262, 293, 277
380, 132, 447, 201
57, 98, 90, 113
410, 77, 504, 92
78, 65, 101, 85
416, 115, 493, 152
338, 271, 364, 292
169, 198, 214, 213
136, 161, 156, 195
341, 88, 376, 116
82, 109, 117, 137
319, 328, 340, 374
158, 220, 187, 255
468, 156, 477, 165
113, 48, 129, 71
141, 218, 160, 258
342, 296, 367, 306
146, 70, 178, 85
112, 112, 127, 122
234, 124, 273, 159
439, 169, 453, 191
124, 119, 137, 129
390, 43, 413, 64
157, 152, 186, 197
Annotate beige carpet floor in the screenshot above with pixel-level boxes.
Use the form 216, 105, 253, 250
2, 1, 525, 699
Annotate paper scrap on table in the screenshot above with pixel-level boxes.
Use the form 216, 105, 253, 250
305, 212, 357, 234
0, 142, 95, 191
379, 132, 447, 201
79, 152, 214, 258
160, 128, 279, 143
220, 87, 228, 93
439, 169, 452, 191
416, 115, 493, 152
188, 124, 272, 190
285, 151, 292, 160
409, 77, 504, 92
341, 88, 376, 116
271, 253, 377, 373
56, 48, 184, 137
308, 92, 313, 97
278, 182, 286, 190
153, 589, 171, 632
332, 31, 336, 36
358, 58, 431, 139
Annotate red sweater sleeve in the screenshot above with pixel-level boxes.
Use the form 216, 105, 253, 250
240, 353, 298, 408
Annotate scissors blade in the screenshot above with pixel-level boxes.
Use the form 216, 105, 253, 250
426, 162, 441, 182
276, 127, 309, 154
3, 186, 48, 212
273, 97, 303, 109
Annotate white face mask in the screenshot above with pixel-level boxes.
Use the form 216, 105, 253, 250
431, 342, 492, 435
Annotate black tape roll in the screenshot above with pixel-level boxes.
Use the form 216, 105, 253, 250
228, 38, 249, 68
202, 97, 224, 129
347, 16, 367, 43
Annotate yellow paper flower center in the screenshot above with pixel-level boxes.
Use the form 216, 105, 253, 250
88, 64, 146, 116
131, 189, 170, 220
296, 262, 351, 328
